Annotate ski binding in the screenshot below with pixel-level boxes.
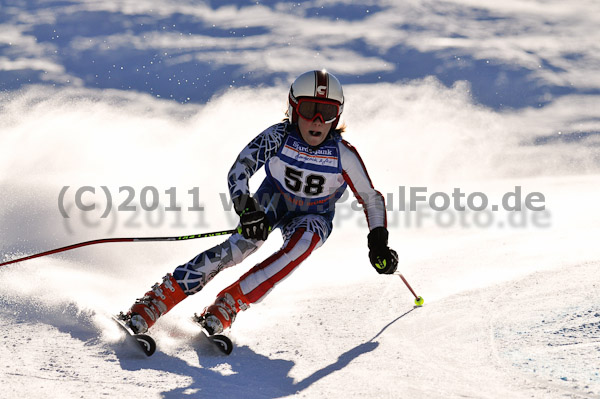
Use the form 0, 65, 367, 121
193, 313, 233, 355
112, 313, 156, 357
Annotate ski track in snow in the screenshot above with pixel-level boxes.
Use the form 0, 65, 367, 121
1, 260, 598, 398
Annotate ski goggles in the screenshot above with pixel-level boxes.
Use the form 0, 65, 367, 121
296, 98, 340, 124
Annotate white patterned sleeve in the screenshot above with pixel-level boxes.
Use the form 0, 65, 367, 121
339, 139, 387, 230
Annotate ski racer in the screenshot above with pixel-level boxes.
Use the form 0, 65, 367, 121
122, 70, 399, 336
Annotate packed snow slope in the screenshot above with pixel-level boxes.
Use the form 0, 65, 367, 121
1, 1, 600, 398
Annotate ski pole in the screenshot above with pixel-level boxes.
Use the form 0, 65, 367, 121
396, 272, 424, 307
0, 228, 240, 268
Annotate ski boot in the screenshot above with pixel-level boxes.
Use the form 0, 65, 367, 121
125, 273, 187, 334
196, 282, 249, 335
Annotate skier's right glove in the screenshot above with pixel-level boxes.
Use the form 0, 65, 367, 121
367, 226, 398, 274
233, 194, 271, 241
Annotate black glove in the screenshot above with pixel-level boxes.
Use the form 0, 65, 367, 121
367, 227, 398, 274
233, 194, 271, 241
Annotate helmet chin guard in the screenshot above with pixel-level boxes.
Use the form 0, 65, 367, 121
288, 70, 344, 130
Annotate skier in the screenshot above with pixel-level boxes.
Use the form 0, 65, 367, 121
122, 70, 398, 336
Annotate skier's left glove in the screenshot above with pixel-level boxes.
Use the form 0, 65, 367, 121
367, 227, 398, 274
233, 194, 271, 241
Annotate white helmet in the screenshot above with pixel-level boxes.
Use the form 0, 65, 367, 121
288, 70, 344, 129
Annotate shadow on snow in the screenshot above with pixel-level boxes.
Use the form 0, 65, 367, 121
0, 291, 416, 398
143, 308, 416, 398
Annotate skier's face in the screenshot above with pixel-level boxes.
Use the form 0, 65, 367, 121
298, 116, 330, 147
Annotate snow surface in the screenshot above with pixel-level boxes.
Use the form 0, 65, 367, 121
1, 1, 600, 398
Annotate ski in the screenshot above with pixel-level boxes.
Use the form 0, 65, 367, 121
111, 313, 232, 356
112, 313, 157, 357
192, 313, 234, 355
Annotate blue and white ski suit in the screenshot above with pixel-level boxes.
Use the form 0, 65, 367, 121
173, 121, 386, 303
